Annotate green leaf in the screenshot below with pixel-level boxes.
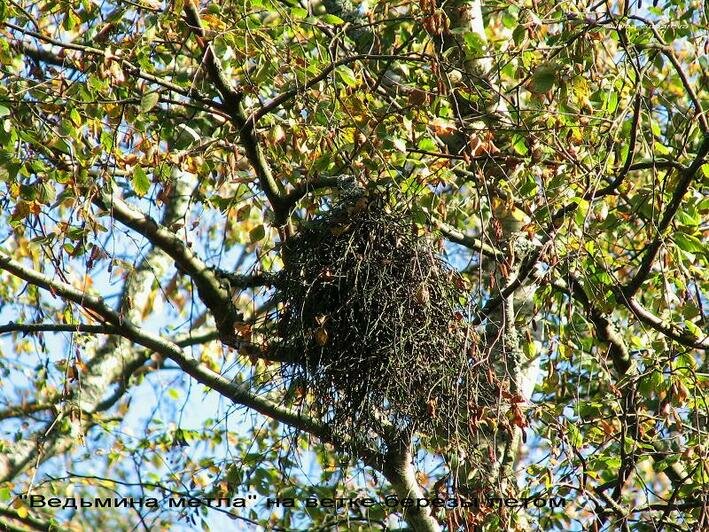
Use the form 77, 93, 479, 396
511, 134, 528, 155
676, 352, 697, 371
605, 91, 618, 113
528, 63, 557, 93
650, 119, 661, 137
567, 423, 582, 448
685, 320, 702, 339
249, 224, 266, 243
501, 11, 517, 29
140, 92, 160, 113
100, 131, 114, 151
321, 14, 344, 25
0, 104, 9, 118
463, 32, 486, 56
654, 454, 680, 472
59, 119, 75, 137
638, 370, 665, 398
673, 233, 704, 253
63, 10, 79, 31
654, 141, 672, 156
570, 197, 589, 226
291, 7, 307, 19
131, 166, 151, 197
417, 137, 437, 151
69, 107, 82, 127
336, 66, 357, 87
236, 205, 251, 221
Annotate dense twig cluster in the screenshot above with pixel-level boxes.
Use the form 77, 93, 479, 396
274, 191, 506, 454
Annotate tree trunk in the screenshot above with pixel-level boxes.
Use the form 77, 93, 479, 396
383, 448, 441, 532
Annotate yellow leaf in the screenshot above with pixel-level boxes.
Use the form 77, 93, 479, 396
141, 289, 157, 319
11, 201, 31, 222
201, 14, 226, 30
414, 284, 430, 305
314, 327, 329, 346
431, 117, 456, 136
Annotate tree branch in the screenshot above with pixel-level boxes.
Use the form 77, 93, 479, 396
381, 447, 441, 532
280, 176, 342, 213
249, 53, 429, 124
250, 56, 361, 123
0, 322, 120, 336
11, 41, 76, 68
551, 276, 693, 488
0, 252, 331, 447
0, 402, 55, 422
593, 93, 642, 198
435, 220, 505, 260
618, 293, 709, 350
629, 15, 708, 133
321, 0, 377, 52
470, 240, 549, 326
182, 1, 286, 219
2, 22, 220, 113
0, 175, 194, 481
561, 274, 632, 374
0, 255, 118, 327
94, 191, 243, 346
0, 507, 55, 532
623, 133, 709, 297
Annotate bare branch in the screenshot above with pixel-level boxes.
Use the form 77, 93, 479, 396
470, 240, 551, 326
593, 93, 642, 198
381, 448, 441, 532
249, 54, 430, 124
0, 176, 195, 481
0, 254, 118, 326
562, 275, 632, 374
11, 41, 74, 68
0, 322, 120, 336
0, 402, 55, 422
280, 176, 342, 213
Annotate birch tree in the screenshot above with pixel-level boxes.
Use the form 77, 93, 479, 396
0, 0, 707, 530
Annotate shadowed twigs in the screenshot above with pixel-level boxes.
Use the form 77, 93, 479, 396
273, 192, 510, 466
